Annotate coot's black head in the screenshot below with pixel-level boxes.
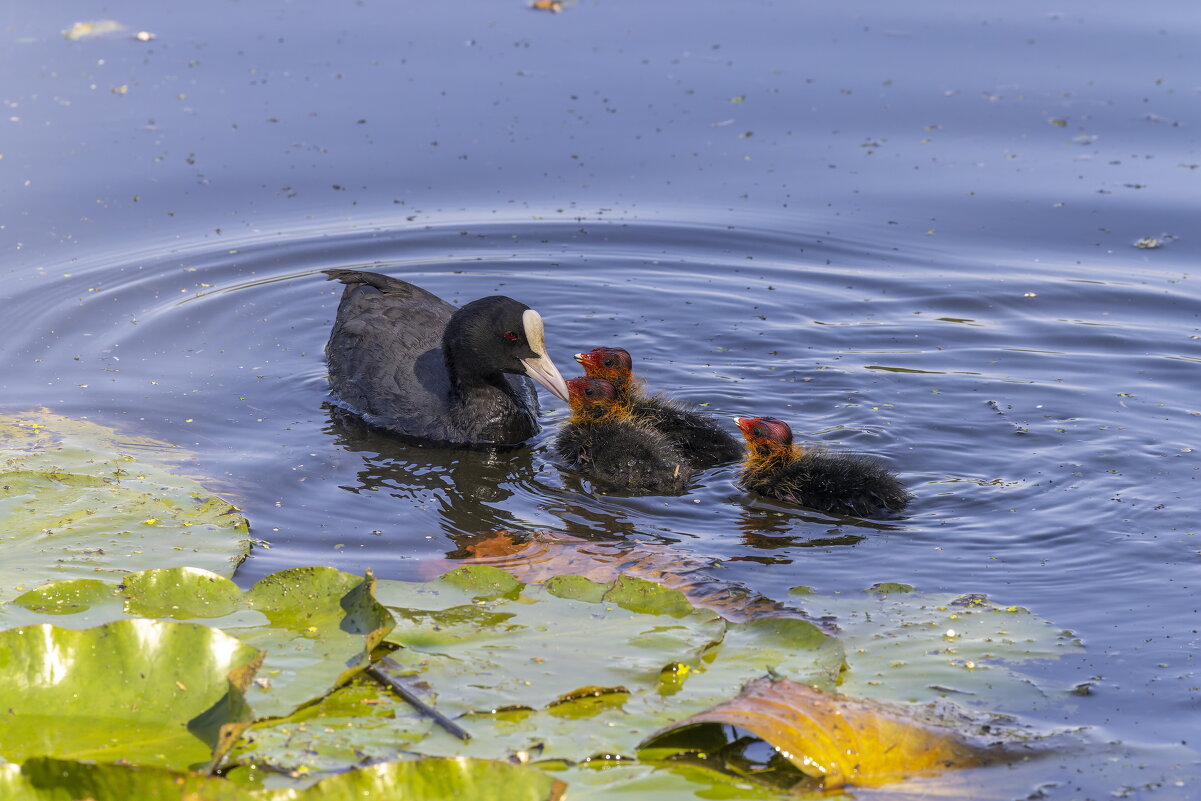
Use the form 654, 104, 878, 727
444, 296, 569, 401
733, 416, 793, 446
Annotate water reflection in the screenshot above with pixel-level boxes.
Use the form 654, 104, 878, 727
323, 406, 540, 544
324, 405, 653, 553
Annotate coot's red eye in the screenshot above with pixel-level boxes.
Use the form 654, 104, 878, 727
602, 358, 614, 367
753, 426, 764, 437
503, 330, 520, 341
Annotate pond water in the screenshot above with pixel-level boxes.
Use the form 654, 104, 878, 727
3, 0, 1199, 796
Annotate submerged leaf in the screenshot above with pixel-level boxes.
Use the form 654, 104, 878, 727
0, 410, 251, 601
640, 676, 993, 789
798, 588, 1083, 708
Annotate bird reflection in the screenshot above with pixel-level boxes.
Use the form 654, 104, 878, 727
323, 406, 537, 543
324, 405, 635, 553
734, 498, 889, 549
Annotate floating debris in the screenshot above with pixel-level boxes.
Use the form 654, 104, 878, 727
1133, 234, 1175, 249
62, 20, 126, 40
531, 0, 564, 11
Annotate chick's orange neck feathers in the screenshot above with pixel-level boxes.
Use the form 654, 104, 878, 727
742, 435, 803, 474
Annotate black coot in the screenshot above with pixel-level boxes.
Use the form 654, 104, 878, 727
574, 346, 741, 466
323, 269, 569, 446
555, 377, 692, 495
734, 416, 910, 516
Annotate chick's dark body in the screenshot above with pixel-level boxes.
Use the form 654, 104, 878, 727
738, 449, 910, 517
555, 418, 691, 495
630, 395, 743, 465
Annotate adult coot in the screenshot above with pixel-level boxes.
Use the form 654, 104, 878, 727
323, 269, 569, 446
734, 416, 910, 516
574, 346, 741, 466
555, 377, 692, 494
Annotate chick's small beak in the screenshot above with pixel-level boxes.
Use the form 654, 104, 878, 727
733, 417, 753, 437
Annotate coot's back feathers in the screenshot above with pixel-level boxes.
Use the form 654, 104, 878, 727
555, 377, 692, 495
735, 416, 910, 517
322, 269, 568, 446
573, 346, 741, 466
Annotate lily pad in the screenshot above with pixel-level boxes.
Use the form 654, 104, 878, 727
11, 578, 118, 615
235, 571, 841, 783
0, 410, 252, 601
456, 530, 811, 623
380, 573, 727, 724
0, 618, 262, 771
0, 756, 566, 800
292, 757, 568, 800
641, 676, 997, 789
797, 588, 1083, 709
234, 567, 395, 717
228, 681, 434, 780
0, 566, 394, 721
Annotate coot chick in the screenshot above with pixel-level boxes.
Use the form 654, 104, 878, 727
573, 346, 741, 466
323, 269, 569, 446
734, 416, 910, 517
555, 377, 692, 495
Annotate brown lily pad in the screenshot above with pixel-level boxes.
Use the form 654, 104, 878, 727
456, 530, 815, 625
640, 676, 995, 789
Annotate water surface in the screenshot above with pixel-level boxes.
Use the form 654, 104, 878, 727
2, 0, 1199, 796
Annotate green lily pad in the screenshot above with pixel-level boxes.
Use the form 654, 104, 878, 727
0, 758, 252, 801
11, 578, 119, 615
123, 566, 243, 619
228, 681, 434, 781
0, 619, 262, 770
0, 410, 252, 601
234, 567, 395, 717
0, 566, 395, 721
291, 757, 567, 800
235, 572, 840, 784
381, 574, 726, 720
0, 756, 566, 800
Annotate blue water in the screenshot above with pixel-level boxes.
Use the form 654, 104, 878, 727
2, 0, 1199, 796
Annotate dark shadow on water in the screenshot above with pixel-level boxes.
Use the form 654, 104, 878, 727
734, 496, 907, 550
323, 405, 536, 544
324, 405, 641, 551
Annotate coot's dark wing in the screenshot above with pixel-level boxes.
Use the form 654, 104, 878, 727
323, 269, 458, 439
